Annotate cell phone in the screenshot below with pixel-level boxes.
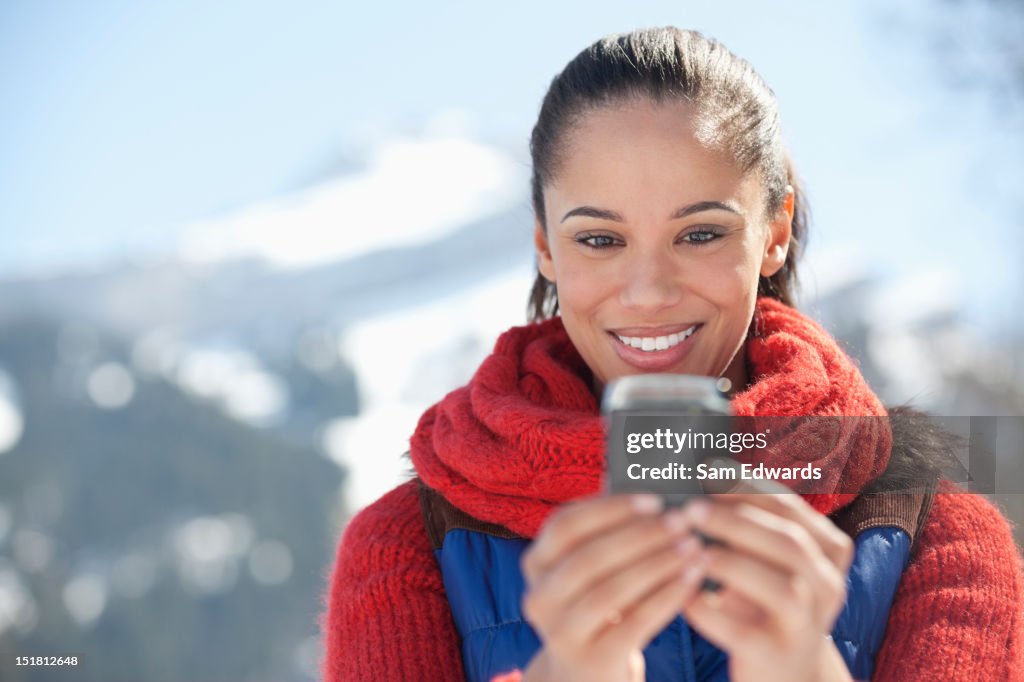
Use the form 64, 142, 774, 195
602, 374, 734, 507
602, 374, 733, 592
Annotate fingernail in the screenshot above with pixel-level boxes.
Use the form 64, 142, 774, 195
675, 536, 700, 556
681, 560, 703, 585
632, 494, 663, 514
685, 499, 710, 523
663, 509, 688, 533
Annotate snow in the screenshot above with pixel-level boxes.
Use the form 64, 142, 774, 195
179, 133, 527, 270
328, 265, 535, 511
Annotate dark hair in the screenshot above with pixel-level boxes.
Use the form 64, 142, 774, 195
527, 27, 809, 321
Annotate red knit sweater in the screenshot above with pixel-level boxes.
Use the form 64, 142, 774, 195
321, 303, 1024, 681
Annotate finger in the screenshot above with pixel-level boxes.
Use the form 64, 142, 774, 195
538, 506, 693, 609
705, 491, 854, 571
698, 544, 808, 622
685, 501, 848, 625
683, 588, 768, 653
545, 535, 702, 646
684, 499, 831, 580
522, 494, 664, 581
600, 543, 707, 649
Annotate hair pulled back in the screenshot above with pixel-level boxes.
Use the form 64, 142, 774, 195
527, 27, 808, 321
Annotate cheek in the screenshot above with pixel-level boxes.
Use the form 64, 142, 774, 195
685, 247, 761, 305
700, 251, 762, 349
550, 257, 616, 312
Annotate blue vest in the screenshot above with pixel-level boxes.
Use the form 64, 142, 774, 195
427, 505, 914, 682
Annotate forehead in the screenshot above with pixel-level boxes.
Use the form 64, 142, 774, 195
549, 99, 762, 213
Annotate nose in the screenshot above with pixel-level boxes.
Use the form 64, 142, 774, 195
617, 248, 683, 313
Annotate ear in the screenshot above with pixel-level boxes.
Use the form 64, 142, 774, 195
760, 185, 794, 278
534, 219, 556, 283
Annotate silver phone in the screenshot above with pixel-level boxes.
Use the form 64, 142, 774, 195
602, 374, 733, 507
602, 374, 733, 592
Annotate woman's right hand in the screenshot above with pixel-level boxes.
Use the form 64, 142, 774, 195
520, 494, 706, 682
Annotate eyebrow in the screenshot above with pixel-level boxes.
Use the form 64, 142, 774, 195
560, 201, 742, 223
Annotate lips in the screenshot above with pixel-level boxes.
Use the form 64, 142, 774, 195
607, 323, 703, 371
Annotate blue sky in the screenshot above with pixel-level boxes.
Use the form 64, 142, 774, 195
1, 0, 1020, 327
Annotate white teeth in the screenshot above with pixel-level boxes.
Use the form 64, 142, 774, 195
615, 326, 697, 352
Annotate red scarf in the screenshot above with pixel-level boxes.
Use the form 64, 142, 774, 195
409, 297, 891, 538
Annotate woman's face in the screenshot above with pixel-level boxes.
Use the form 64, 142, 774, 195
535, 99, 792, 393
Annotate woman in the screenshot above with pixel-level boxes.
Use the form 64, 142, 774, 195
322, 27, 1023, 681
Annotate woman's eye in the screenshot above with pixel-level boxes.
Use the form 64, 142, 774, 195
576, 234, 620, 249
681, 229, 721, 244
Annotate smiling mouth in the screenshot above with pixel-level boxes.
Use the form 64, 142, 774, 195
611, 324, 700, 352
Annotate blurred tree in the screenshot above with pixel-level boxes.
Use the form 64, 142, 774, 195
927, 0, 1024, 546
927, 0, 1024, 314
0, 317, 348, 681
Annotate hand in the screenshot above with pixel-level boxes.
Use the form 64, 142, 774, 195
678, 482, 855, 682
520, 494, 705, 682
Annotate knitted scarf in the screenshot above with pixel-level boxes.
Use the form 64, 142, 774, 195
409, 297, 891, 538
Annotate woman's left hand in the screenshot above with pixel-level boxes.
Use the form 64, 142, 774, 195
679, 481, 856, 682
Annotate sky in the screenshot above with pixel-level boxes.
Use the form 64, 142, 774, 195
1, 0, 1021, 327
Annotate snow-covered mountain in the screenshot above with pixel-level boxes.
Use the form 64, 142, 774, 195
0, 130, 538, 511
